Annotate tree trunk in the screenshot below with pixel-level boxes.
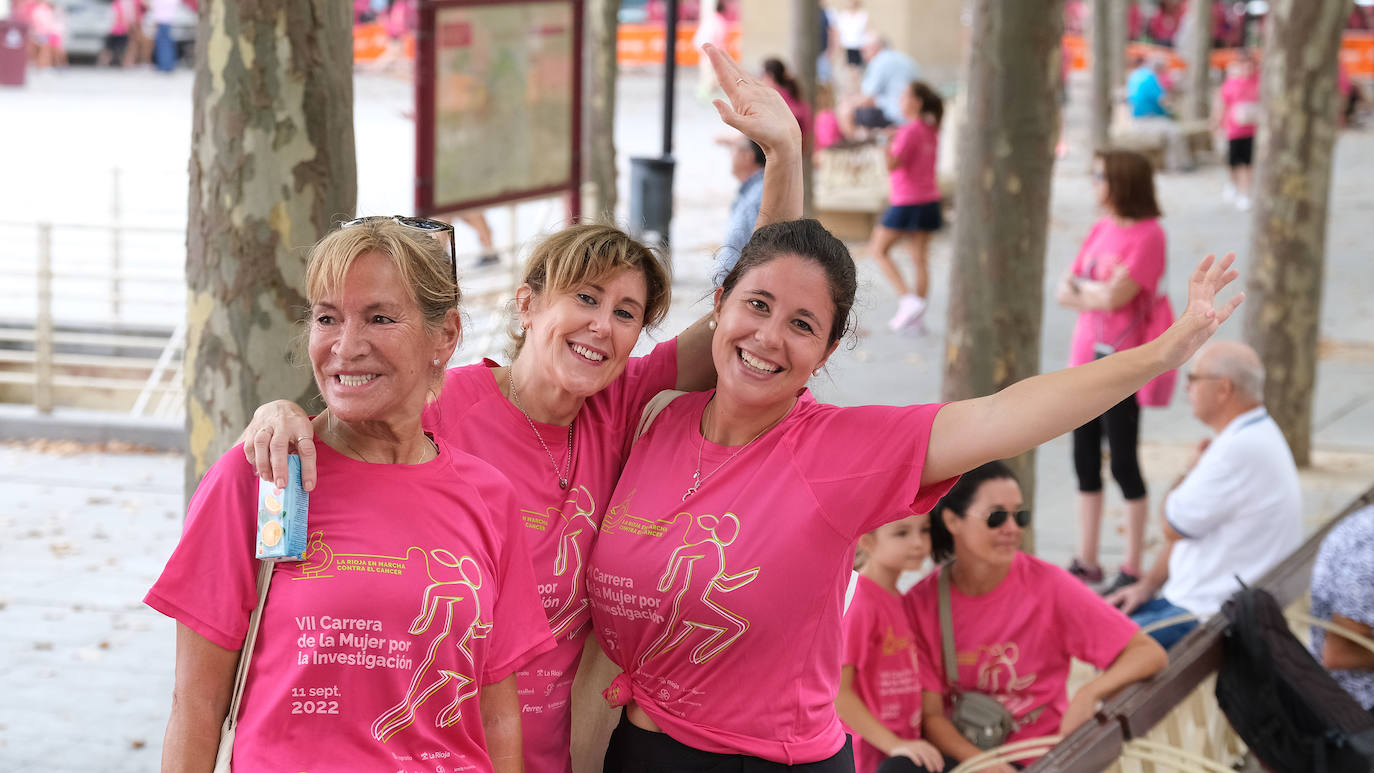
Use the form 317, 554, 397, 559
1109, 0, 1127, 94
1182, 0, 1212, 121
1243, 0, 1349, 467
1090, 0, 1112, 152
943, 0, 1064, 550
584, 0, 620, 220
790, 0, 818, 217
185, 0, 357, 494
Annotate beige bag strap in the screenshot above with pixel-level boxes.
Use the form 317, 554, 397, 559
633, 389, 688, 444
225, 561, 274, 733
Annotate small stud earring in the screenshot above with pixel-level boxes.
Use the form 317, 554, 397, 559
433, 359, 441, 366
708, 319, 717, 330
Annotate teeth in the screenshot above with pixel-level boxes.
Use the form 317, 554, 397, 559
337, 374, 377, 386
739, 349, 781, 374
571, 344, 606, 362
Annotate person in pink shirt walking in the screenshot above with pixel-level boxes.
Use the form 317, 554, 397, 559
907, 462, 1166, 771
584, 207, 1240, 770
837, 512, 946, 773
1056, 149, 1168, 595
1215, 50, 1260, 210
870, 81, 945, 333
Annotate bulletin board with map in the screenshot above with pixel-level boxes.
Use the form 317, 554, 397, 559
415, 0, 583, 217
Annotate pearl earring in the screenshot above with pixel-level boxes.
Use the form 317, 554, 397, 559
812, 368, 821, 377
433, 359, 441, 366
708, 319, 717, 330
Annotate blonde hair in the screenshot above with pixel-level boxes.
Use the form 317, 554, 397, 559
509, 224, 672, 357
305, 219, 460, 331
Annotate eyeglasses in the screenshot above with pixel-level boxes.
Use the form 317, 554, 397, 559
1185, 372, 1225, 385
341, 215, 458, 289
985, 508, 1032, 529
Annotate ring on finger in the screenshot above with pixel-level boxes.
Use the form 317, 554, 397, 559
735, 77, 747, 85
296, 436, 311, 445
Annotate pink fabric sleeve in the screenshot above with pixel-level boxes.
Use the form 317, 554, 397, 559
144, 448, 261, 651
1052, 567, 1139, 669
1122, 223, 1166, 295
609, 338, 680, 453
480, 479, 558, 684
1070, 220, 1103, 277
803, 403, 958, 540
888, 124, 916, 165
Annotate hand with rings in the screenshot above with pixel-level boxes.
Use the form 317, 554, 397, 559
702, 43, 800, 159
240, 400, 319, 492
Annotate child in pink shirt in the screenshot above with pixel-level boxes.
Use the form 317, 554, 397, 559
870, 81, 945, 334
838, 513, 946, 773
1216, 51, 1260, 210
904, 462, 1166, 767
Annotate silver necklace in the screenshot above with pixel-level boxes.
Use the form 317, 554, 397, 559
508, 368, 574, 489
322, 412, 436, 465
682, 400, 782, 501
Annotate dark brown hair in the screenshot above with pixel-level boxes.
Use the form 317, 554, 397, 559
720, 219, 856, 349
928, 460, 1018, 563
909, 81, 944, 130
762, 57, 801, 103
1097, 149, 1163, 220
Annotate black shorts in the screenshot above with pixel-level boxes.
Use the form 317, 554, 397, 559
104, 33, 129, 60
1227, 136, 1254, 167
845, 47, 863, 67
604, 714, 856, 772
854, 106, 893, 129
881, 201, 942, 232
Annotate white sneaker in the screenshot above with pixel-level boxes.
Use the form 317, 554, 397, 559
1236, 194, 1252, 212
1222, 182, 1237, 203
888, 295, 927, 332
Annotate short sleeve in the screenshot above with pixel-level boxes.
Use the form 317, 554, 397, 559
608, 338, 679, 437
1164, 448, 1237, 539
842, 588, 878, 671
481, 481, 558, 684
144, 448, 261, 651
889, 124, 915, 162
1123, 224, 1166, 295
1052, 567, 1139, 669
1071, 221, 1104, 277
801, 402, 959, 539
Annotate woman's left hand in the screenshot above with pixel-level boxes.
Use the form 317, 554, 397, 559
704, 43, 801, 158
1156, 252, 1244, 370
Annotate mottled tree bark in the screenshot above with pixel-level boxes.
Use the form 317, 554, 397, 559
1090, 0, 1112, 152
584, 0, 620, 220
1182, 0, 1212, 121
791, 0, 819, 217
1108, 0, 1126, 93
943, 0, 1064, 549
185, 0, 356, 493
1243, 0, 1350, 466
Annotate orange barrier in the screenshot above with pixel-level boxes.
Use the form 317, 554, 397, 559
1061, 32, 1373, 78
354, 22, 414, 63
1342, 32, 1374, 78
616, 22, 741, 67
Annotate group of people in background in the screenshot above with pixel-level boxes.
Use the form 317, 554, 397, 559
12, 0, 191, 72
146, 43, 1260, 773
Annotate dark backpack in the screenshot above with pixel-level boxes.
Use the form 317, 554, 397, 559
1215, 586, 1374, 773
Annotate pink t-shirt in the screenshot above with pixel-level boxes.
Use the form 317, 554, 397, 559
421, 340, 678, 773
905, 553, 1139, 744
588, 390, 955, 764
815, 109, 842, 150
1067, 217, 1166, 367
145, 439, 555, 772
888, 119, 940, 206
1220, 76, 1260, 140
842, 575, 925, 773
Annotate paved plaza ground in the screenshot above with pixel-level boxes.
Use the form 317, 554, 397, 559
2, 63, 1373, 769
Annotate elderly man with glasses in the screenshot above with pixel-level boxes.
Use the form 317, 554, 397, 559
1105, 340, 1303, 648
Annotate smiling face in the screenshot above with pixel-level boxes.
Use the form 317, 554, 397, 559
711, 254, 839, 412
308, 251, 458, 431
945, 477, 1026, 570
516, 267, 649, 399
862, 513, 932, 573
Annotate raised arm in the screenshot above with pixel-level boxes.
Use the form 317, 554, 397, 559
923, 253, 1243, 485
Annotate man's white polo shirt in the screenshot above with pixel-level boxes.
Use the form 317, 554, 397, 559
1162, 407, 1303, 616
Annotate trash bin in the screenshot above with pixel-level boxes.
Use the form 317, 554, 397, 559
0, 19, 26, 88
629, 155, 675, 247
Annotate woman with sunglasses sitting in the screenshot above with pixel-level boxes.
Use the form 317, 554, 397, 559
148, 220, 555, 770
904, 462, 1167, 772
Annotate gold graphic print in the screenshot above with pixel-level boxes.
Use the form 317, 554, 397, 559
975, 642, 1039, 718
371, 550, 491, 741
602, 494, 685, 538
522, 486, 599, 639
637, 512, 761, 668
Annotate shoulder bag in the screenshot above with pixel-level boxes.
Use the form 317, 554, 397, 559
939, 563, 1017, 751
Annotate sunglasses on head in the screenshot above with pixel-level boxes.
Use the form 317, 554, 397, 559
985, 508, 1032, 529
341, 215, 458, 289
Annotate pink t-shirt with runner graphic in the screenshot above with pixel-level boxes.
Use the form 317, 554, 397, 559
1220, 75, 1260, 140
1067, 216, 1166, 367
421, 340, 678, 772
146, 439, 554, 772
588, 389, 955, 764
888, 118, 941, 206
904, 552, 1138, 744
842, 574, 926, 773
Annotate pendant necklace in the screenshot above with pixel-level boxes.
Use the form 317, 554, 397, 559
682, 399, 784, 501
508, 368, 574, 489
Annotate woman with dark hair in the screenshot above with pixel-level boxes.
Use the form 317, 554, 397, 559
584, 209, 1237, 769
762, 56, 813, 137
1056, 149, 1167, 596
906, 462, 1167, 772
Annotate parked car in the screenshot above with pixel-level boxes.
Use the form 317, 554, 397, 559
58, 0, 196, 64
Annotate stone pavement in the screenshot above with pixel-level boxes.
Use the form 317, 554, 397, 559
3, 64, 1374, 770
